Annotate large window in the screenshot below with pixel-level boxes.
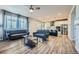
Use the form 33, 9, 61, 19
4, 11, 28, 30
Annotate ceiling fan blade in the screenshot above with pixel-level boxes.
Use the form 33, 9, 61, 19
29, 5, 40, 11
30, 5, 34, 10
35, 7, 40, 10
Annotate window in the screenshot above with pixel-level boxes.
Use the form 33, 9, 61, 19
4, 13, 12, 30
23, 18, 27, 29
4, 11, 28, 30
19, 16, 27, 30
19, 16, 23, 29
11, 14, 17, 29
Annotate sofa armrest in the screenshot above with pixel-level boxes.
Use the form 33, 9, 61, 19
33, 32, 37, 36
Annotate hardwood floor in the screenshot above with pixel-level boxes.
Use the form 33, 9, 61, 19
0, 35, 78, 54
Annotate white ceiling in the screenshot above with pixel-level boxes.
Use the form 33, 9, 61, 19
26, 5, 72, 22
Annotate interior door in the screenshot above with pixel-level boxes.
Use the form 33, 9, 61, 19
61, 24, 68, 35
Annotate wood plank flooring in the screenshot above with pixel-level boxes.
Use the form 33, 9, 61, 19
0, 35, 78, 54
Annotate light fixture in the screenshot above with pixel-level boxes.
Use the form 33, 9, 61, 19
30, 8, 34, 12
29, 5, 34, 13
29, 5, 40, 13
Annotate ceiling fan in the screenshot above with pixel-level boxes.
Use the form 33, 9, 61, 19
29, 5, 40, 12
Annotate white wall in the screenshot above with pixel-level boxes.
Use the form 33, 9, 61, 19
29, 18, 42, 35
68, 6, 75, 40
68, 15, 72, 40
44, 22, 50, 30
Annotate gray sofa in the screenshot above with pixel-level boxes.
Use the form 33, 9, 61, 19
33, 30, 49, 41
4, 30, 29, 40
